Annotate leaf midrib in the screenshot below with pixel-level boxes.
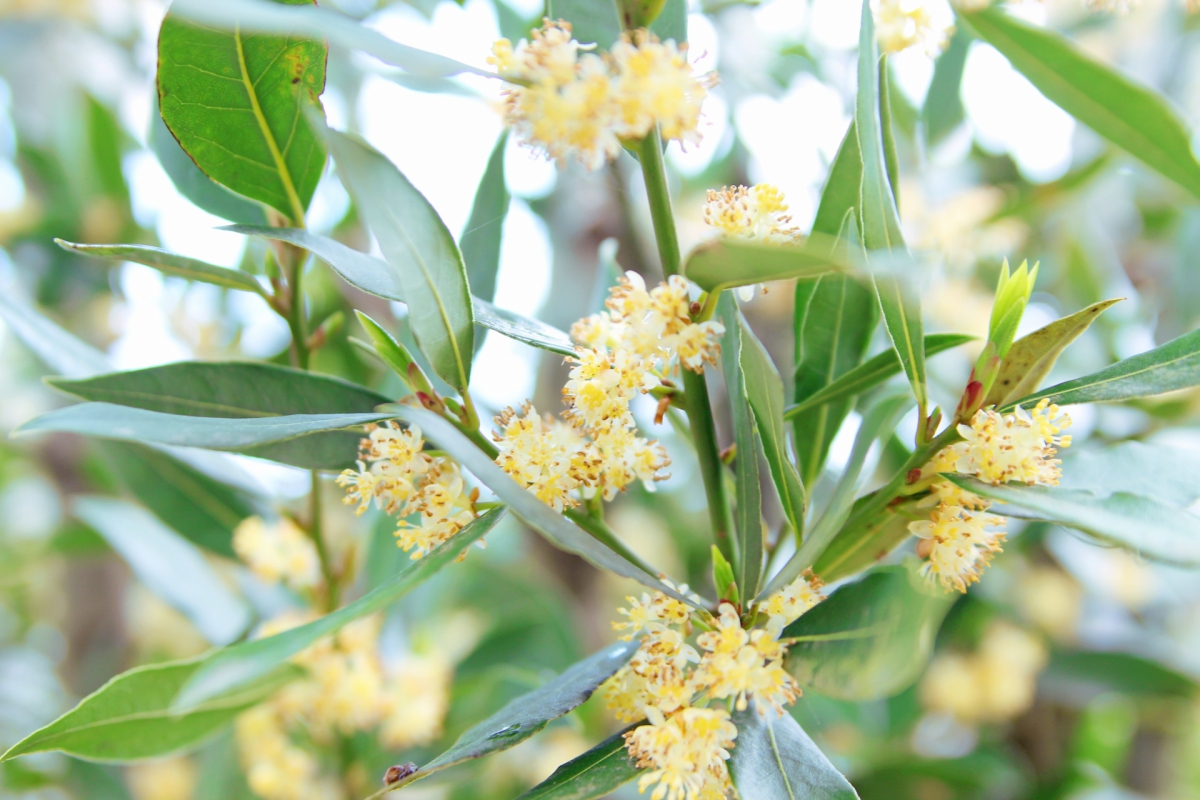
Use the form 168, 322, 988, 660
61, 388, 279, 418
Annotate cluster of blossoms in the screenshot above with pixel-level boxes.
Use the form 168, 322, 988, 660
701, 183, 802, 300
494, 272, 724, 510
603, 572, 825, 800
490, 20, 714, 170
909, 399, 1072, 591
921, 620, 1047, 725
234, 516, 322, 591
337, 423, 479, 560
873, 0, 955, 57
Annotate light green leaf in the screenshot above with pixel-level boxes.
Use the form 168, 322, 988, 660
387, 405, 700, 606
648, 0, 686, 42
684, 238, 847, 296
946, 476, 1200, 567
461, 131, 510, 306
324, 130, 476, 391
157, 0, 327, 222
1058, 441, 1200, 508
174, 508, 504, 710
729, 704, 859, 800
354, 311, 420, 391
1, 656, 298, 763
1004, 327, 1200, 409
1046, 650, 1198, 699
0, 295, 109, 379
783, 565, 955, 700
738, 318, 806, 538
72, 497, 250, 645
960, 6, 1200, 199
719, 295, 764, 598
547, 0, 621, 49
473, 299, 576, 357
514, 729, 640, 800
880, 58, 900, 203
922, 27, 971, 146
55, 240, 266, 295
811, 123, 862, 238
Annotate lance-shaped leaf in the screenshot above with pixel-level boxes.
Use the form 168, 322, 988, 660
0, 295, 109, 379
174, 508, 504, 709
461, 131, 510, 307
720, 296, 765, 598
786, 333, 975, 420
0, 656, 299, 762
55, 240, 266, 295
783, 565, 955, 701
960, 6, 1200, 200
728, 704, 859, 800
547, 0, 621, 49
515, 728, 641, 800
648, 0, 686, 42
986, 299, 1121, 407
72, 497, 250, 646
388, 405, 700, 607
473, 299, 576, 357
325, 129, 475, 392
946, 476, 1200, 567
1005, 326, 1200, 410
1058, 441, 1200, 508
1045, 650, 1198, 699
685, 237, 849, 296
738, 318, 806, 538
395, 641, 639, 789
923, 26, 971, 146
157, 0, 328, 223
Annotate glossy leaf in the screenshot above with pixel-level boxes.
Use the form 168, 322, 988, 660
729, 704, 859, 800
174, 508, 505, 709
461, 131, 510, 306
960, 6, 1200, 199
515, 729, 641, 800
473, 299, 576, 357
55, 240, 266, 295
783, 565, 955, 701
684, 238, 847, 296
547, 0, 621, 49
388, 405, 699, 606
719, 295, 764, 598
72, 497, 250, 645
1058, 440, 1200, 508
157, 0, 327, 222
986, 299, 1121, 407
354, 311, 419, 390
787, 334, 974, 421
1005, 327, 1200, 409
0, 295, 109, 379
1, 656, 298, 762
738, 318, 806, 538
947, 476, 1200, 567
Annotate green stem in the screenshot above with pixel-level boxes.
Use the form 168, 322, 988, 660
637, 130, 733, 561
286, 250, 310, 371
309, 471, 338, 611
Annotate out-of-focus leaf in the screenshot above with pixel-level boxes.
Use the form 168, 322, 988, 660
56, 240, 266, 295
648, 0, 686, 42
783, 565, 955, 701
174, 508, 505, 709
1045, 650, 1198, 698
157, 0, 327, 222
1004, 327, 1200, 409
728, 704, 859, 800
960, 6, 1200, 199
461, 131, 510, 307
72, 497, 250, 645
547, 0, 621, 49
0, 295, 109, 379
947, 476, 1200, 567
514, 729, 640, 800
684, 238, 848, 296
986, 299, 1121, 407
922, 26, 970, 145
1058, 441, 1200, 508
880, 59, 899, 203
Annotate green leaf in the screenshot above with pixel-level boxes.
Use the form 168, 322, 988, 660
1058, 441, 1200, 508
648, 0, 686, 43
922, 26, 971, 146
461, 131, 510, 306
0, 294, 109, 379
720, 295, 764, 598
880, 59, 900, 204
48, 361, 390, 470
986, 299, 1121, 407
783, 565, 955, 701
157, 0, 328, 223
473, 299, 576, 357
1004, 326, 1200, 409
72, 496, 250, 645
1, 656, 298, 763
811, 124, 862, 239
353, 311, 421, 391
55, 240, 266, 295
946, 476, 1200, 567
1045, 650, 1198, 699
547, 0, 621, 49
16, 404, 394, 470
514, 729, 641, 800
728, 704, 858, 800
323, 129, 475, 391
787, 334, 975, 421
174, 507, 504, 710
738, 318, 806, 539
684, 238, 847, 296
387, 405, 700, 606
960, 6, 1200, 199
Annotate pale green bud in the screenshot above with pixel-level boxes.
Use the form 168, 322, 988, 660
987, 259, 1039, 359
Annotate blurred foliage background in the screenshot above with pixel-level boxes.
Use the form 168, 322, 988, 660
3, 0, 1200, 798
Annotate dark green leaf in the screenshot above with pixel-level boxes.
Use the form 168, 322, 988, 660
1058, 440, 1200, 508
728, 704, 858, 800
684, 238, 847, 296
174, 507, 505, 709
514, 729, 641, 800
960, 6, 1200, 199
547, 0, 621, 49
157, 0, 327, 222
922, 26, 971, 146
461, 131, 510, 306
783, 565, 955, 701
1045, 650, 1197, 699
55, 240, 266, 295
0, 295, 109, 379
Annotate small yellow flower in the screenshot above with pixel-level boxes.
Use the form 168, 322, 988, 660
872, 0, 954, 56
379, 652, 453, 749
910, 504, 1007, 592
494, 402, 599, 511
232, 516, 321, 591
921, 620, 1047, 724
953, 400, 1071, 486
702, 184, 800, 243
609, 31, 712, 145
624, 706, 737, 800
693, 604, 799, 715
759, 570, 825, 625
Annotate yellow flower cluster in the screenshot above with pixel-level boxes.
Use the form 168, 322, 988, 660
490, 21, 713, 170
625, 706, 738, 800
701, 184, 800, 244
910, 399, 1072, 591
236, 614, 453, 800
233, 516, 321, 591
920, 620, 1047, 724
337, 423, 479, 560
872, 0, 954, 57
